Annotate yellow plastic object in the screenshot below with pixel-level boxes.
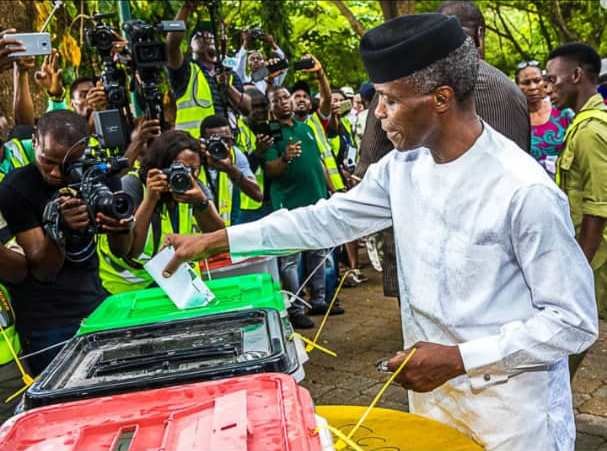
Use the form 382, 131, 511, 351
316, 405, 483, 451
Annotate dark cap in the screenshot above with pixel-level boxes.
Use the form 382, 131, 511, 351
291, 80, 311, 97
360, 13, 467, 83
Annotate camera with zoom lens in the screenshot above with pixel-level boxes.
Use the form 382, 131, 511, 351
85, 14, 115, 58
203, 136, 229, 161
63, 145, 134, 221
163, 162, 193, 194
86, 14, 129, 111
122, 19, 185, 129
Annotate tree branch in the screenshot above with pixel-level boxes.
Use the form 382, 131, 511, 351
379, 0, 398, 21
495, 5, 529, 60
535, 4, 554, 52
552, 0, 578, 42
329, 0, 366, 37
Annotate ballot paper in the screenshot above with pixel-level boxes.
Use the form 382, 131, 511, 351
144, 246, 215, 309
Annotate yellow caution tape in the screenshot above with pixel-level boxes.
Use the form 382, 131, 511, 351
317, 423, 364, 451
335, 348, 417, 450
0, 325, 35, 404
305, 269, 356, 353
290, 332, 337, 358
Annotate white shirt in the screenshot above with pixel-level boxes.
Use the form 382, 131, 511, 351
227, 124, 598, 450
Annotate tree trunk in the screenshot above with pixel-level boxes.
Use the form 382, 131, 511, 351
379, 0, 416, 21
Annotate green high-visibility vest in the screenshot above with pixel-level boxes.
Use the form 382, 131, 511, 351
0, 139, 34, 182
236, 117, 264, 211
97, 175, 198, 294
175, 62, 215, 139
199, 149, 234, 226
329, 116, 354, 157
0, 284, 21, 365
305, 113, 345, 191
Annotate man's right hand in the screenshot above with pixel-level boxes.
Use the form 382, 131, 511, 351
162, 230, 229, 277
283, 140, 302, 162
255, 134, 274, 157
131, 118, 162, 145
34, 50, 64, 98
86, 81, 108, 112
59, 197, 90, 232
0, 29, 25, 73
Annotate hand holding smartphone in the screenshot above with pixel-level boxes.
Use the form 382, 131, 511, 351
5, 32, 52, 58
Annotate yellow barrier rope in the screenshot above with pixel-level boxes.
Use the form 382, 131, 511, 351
290, 332, 337, 357
305, 269, 356, 354
335, 348, 417, 450
0, 325, 34, 404
317, 423, 364, 451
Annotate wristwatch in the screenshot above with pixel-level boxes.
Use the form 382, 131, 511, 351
193, 198, 209, 212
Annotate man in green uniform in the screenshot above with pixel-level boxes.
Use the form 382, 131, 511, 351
547, 43, 607, 376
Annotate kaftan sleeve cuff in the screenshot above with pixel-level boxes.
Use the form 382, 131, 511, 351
458, 334, 502, 373
227, 223, 264, 256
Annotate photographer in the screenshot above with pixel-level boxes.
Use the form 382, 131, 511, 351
234, 30, 287, 95
0, 110, 132, 375
290, 57, 344, 192
234, 87, 275, 223
98, 130, 224, 294
199, 115, 262, 226
264, 86, 343, 329
167, 1, 251, 138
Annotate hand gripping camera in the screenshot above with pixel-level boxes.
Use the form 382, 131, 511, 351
203, 136, 229, 161
63, 145, 134, 221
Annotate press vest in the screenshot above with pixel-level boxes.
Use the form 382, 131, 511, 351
0, 139, 34, 182
199, 148, 235, 226
175, 62, 215, 139
304, 114, 345, 191
236, 117, 264, 211
0, 285, 20, 366
97, 177, 198, 294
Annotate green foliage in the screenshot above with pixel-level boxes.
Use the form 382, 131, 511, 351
33, 0, 607, 93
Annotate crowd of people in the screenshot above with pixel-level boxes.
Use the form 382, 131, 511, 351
0, 0, 605, 448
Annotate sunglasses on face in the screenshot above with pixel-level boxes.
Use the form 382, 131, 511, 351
516, 60, 540, 70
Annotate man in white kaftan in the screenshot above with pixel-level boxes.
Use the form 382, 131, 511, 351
163, 14, 598, 450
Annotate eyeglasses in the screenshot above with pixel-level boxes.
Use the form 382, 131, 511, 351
516, 60, 540, 70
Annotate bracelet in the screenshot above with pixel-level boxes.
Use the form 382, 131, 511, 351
49, 88, 65, 102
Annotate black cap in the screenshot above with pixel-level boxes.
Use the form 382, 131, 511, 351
291, 80, 311, 97
360, 13, 467, 83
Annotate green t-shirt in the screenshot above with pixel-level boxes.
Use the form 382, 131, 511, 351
0, 139, 34, 182
265, 121, 328, 210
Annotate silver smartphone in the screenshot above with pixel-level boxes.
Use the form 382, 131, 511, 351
5, 32, 52, 58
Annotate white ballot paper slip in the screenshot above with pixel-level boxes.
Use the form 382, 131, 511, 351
144, 246, 215, 309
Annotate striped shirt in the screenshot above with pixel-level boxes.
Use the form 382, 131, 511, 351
355, 60, 531, 297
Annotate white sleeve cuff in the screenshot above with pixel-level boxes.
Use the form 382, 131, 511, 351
458, 334, 502, 373
227, 223, 264, 256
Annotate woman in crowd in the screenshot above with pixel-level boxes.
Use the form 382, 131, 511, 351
97, 130, 225, 294
516, 60, 573, 178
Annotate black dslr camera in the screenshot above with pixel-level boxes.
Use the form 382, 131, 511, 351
163, 162, 193, 194
122, 19, 185, 129
63, 145, 134, 221
203, 136, 229, 160
86, 13, 129, 110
